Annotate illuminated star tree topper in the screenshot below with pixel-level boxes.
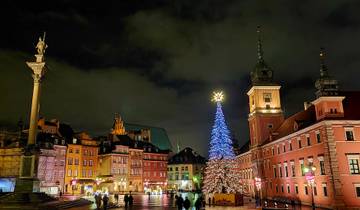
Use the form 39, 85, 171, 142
212, 91, 224, 103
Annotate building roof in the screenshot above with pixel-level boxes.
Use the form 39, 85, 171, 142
168, 147, 206, 165
100, 134, 169, 155
124, 123, 172, 151
268, 91, 360, 143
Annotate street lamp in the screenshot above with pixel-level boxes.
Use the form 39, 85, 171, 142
304, 165, 316, 210
254, 177, 262, 207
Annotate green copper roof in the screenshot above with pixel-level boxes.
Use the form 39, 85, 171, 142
124, 123, 173, 151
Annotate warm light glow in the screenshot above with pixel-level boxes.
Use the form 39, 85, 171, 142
212, 91, 224, 103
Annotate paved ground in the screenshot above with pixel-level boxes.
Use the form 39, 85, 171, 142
67, 194, 258, 210
66, 194, 328, 210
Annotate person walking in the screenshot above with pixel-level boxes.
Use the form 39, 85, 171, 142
95, 193, 102, 210
195, 197, 202, 210
124, 194, 129, 207
176, 195, 184, 210
183, 196, 191, 210
174, 195, 178, 208
208, 196, 211, 207
102, 194, 109, 210
114, 193, 119, 204
129, 194, 134, 206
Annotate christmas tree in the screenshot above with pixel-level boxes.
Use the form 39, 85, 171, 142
203, 92, 242, 194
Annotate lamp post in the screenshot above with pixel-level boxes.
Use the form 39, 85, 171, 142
255, 177, 262, 207
304, 165, 316, 210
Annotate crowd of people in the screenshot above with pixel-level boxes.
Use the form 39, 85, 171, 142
94, 192, 134, 209
94, 192, 109, 210
175, 195, 205, 210
94, 191, 207, 210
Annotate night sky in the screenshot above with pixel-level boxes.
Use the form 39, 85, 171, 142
1, 0, 360, 156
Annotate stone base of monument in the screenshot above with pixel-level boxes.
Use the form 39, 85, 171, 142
213, 193, 244, 206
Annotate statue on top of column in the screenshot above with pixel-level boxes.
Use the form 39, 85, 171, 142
35, 32, 47, 55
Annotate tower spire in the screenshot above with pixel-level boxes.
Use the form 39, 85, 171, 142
251, 26, 275, 85
319, 47, 329, 78
111, 113, 126, 135
315, 47, 339, 98
257, 26, 264, 62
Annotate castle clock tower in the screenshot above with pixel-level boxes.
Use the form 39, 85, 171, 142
247, 26, 284, 148
247, 27, 285, 188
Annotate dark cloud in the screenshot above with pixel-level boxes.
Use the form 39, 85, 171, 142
1, 0, 360, 156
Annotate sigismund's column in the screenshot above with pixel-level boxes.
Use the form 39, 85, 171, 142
27, 34, 47, 145
17, 33, 48, 192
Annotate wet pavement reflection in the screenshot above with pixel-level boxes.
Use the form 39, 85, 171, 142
68, 193, 328, 210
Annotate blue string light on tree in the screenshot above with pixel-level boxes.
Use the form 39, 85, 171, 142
209, 91, 235, 160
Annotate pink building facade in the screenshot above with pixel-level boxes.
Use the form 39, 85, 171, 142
236, 35, 360, 209
53, 144, 66, 193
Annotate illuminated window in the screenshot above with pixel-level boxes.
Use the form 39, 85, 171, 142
347, 154, 360, 174
67, 169, 72, 177
299, 159, 305, 176
89, 160, 93, 166
263, 93, 272, 103
83, 160, 87, 166
75, 158, 79, 165
68, 158, 73, 165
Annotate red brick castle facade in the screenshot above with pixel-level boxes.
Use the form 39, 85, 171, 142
237, 29, 360, 209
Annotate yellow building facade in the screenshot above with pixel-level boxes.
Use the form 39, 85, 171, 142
167, 148, 206, 192
97, 145, 129, 193
64, 133, 98, 195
